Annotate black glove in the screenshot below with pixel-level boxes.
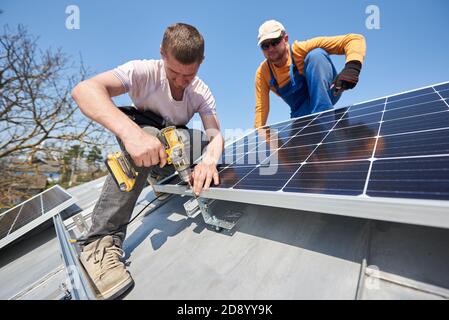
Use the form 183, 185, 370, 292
331, 60, 362, 96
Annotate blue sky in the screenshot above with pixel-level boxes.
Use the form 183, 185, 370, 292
2, 0, 449, 132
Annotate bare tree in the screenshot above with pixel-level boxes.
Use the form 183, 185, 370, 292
0, 24, 111, 160
0, 24, 112, 208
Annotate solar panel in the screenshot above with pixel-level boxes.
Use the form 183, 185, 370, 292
42, 187, 72, 212
0, 207, 21, 240
0, 185, 76, 249
155, 81, 449, 229
8, 195, 43, 234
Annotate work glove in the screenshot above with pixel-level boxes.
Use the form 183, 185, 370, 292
331, 60, 362, 96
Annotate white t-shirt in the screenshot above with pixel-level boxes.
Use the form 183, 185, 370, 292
113, 59, 216, 126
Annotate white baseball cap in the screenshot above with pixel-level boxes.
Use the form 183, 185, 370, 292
257, 20, 286, 46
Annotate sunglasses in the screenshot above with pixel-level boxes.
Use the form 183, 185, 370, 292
260, 36, 284, 50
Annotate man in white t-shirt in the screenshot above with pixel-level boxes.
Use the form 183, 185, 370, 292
71, 23, 223, 299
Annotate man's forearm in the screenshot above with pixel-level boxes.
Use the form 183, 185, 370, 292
202, 132, 224, 165
71, 80, 142, 141
254, 101, 269, 128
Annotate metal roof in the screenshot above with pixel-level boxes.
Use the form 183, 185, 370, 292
1, 176, 449, 300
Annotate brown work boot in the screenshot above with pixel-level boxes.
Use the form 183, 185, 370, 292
79, 236, 133, 299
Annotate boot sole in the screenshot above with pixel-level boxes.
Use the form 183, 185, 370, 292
99, 274, 134, 300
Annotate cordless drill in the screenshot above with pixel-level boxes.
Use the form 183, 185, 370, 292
105, 126, 191, 192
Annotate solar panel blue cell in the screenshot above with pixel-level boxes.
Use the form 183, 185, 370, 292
385, 92, 441, 110
367, 156, 449, 200
376, 128, 449, 158
312, 137, 377, 162
233, 164, 301, 191
261, 145, 313, 165
222, 135, 262, 164
380, 109, 449, 136
254, 137, 292, 152
438, 89, 449, 99
217, 165, 258, 188
279, 116, 314, 132
325, 122, 380, 144
236, 142, 256, 155
346, 102, 385, 117
382, 99, 447, 121
283, 160, 371, 195
230, 150, 269, 166
387, 87, 435, 102
259, 119, 297, 131
277, 127, 307, 139
352, 98, 386, 110
333, 111, 382, 130
434, 83, 449, 91
301, 121, 338, 136
300, 112, 344, 134
288, 131, 329, 146
275, 127, 305, 139
308, 108, 346, 125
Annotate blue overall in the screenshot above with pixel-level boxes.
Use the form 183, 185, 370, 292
268, 48, 341, 118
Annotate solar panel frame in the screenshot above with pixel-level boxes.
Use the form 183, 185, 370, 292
154, 81, 449, 229
0, 185, 76, 249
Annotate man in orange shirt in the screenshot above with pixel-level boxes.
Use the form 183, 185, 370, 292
254, 20, 366, 128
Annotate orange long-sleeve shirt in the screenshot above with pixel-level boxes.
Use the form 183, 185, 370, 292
254, 34, 366, 128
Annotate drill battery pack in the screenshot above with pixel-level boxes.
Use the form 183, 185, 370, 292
105, 151, 138, 192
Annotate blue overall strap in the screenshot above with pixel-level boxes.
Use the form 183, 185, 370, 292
267, 44, 300, 91
267, 61, 279, 92
289, 45, 297, 87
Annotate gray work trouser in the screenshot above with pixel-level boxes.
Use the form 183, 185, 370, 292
83, 125, 208, 248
